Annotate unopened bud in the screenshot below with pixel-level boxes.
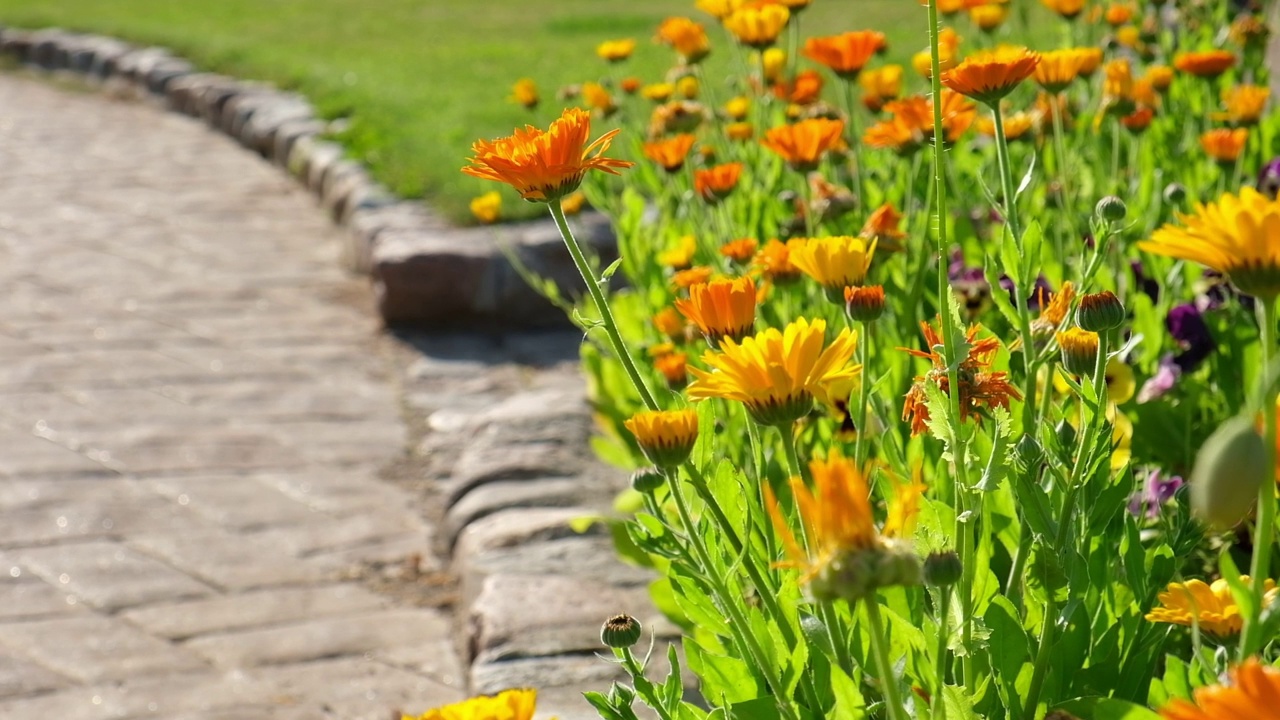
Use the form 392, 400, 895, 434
1191, 415, 1265, 529
923, 550, 963, 587
601, 614, 643, 649
1011, 433, 1044, 476
1056, 327, 1100, 376
844, 285, 886, 323
630, 467, 666, 494
1095, 195, 1127, 222
1163, 182, 1187, 206
1076, 291, 1126, 332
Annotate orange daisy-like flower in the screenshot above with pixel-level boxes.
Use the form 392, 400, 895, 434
402, 688, 537, 720
720, 237, 759, 264
861, 203, 907, 253
694, 162, 745, 203
760, 118, 846, 172
657, 17, 711, 64
1120, 106, 1155, 133
1104, 3, 1134, 26
673, 266, 715, 290
642, 134, 697, 172
1160, 659, 1280, 720
723, 3, 790, 49
1145, 577, 1277, 639
1034, 48, 1088, 94
859, 65, 904, 112
1041, 0, 1086, 19
1174, 50, 1236, 78
653, 350, 689, 390
1146, 65, 1175, 92
754, 239, 801, 284
772, 69, 825, 105
624, 409, 700, 469
1216, 84, 1270, 125
653, 306, 689, 340
802, 31, 887, 79
864, 92, 976, 155
675, 276, 758, 346
687, 317, 859, 426
941, 46, 1041, 106
509, 78, 539, 109
463, 108, 633, 203
1200, 128, 1248, 164
1029, 281, 1075, 338
901, 319, 1022, 436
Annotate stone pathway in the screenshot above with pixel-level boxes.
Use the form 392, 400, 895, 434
0, 72, 651, 720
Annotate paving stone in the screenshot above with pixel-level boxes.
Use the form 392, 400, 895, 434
0, 669, 280, 719
144, 475, 320, 531
445, 478, 605, 547
252, 657, 464, 720
0, 430, 113, 478
247, 512, 423, 558
126, 525, 337, 591
458, 536, 653, 610
7, 541, 214, 611
0, 615, 209, 682
0, 578, 88, 621
0, 649, 74, 698
470, 655, 626, 698
122, 584, 389, 640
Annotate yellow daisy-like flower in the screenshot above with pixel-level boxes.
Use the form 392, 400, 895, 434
941, 46, 1041, 106
722, 4, 790, 49
1033, 48, 1088, 94
1217, 84, 1270, 125
508, 78, 539, 109
688, 317, 859, 426
469, 191, 502, 224
624, 409, 700, 469
675, 276, 758, 346
596, 38, 636, 63
1161, 659, 1280, 720
1141, 187, 1280, 300
463, 108, 633, 202
402, 688, 537, 720
759, 117, 846, 172
1146, 577, 1278, 639
788, 236, 876, 297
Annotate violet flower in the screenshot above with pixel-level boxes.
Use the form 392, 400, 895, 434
1127, 469, 1184, 519
1137, 353, 1181, 403
1258, 156, 1280, 198
1166, 303, 1214, 372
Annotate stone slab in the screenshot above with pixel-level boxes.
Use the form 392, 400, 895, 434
7, 541, 214, 611
121, 584, 390, 640
0, 615, 209, 682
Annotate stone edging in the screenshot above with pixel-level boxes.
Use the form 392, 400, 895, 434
0, 26, 616, 329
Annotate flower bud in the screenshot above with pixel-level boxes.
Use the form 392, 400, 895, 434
1054, 419, 1077, 451
1163, 182, 1187, 206
1095, 195, 1128, 222
630, 467, 666, 494
1011, 433, 1044, 476
844, 285, 886, 323
1076, 291, 1126, 332
601, 614, 643, 649
1190, 415, 1265, 529
923, 550, 963, 587
608, 682, 636, 707
624, 409, 699, 470
1056, 327, 1100, 376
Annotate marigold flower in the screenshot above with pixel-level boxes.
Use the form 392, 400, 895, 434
1146, 65, 1174, 92
942, 46, 1041, 106
694, 162, 745, 203
861, 203, 907, 253
976, 110, 1035, 141
1105, 356, 1135, 404
1034, 48, 1088, 93
1120, 106, 1155, 133
642, 134, 697, 173
657, 17, 711, 64
469, 191, 502, 224
676, 75, 699, 99
509, 78, 539, 109
673, 266, 714, 290
675, 276, 758, 346
970, 4, 1009, 32
1057, 327, 1100, 376
1200, 128, 1248, 164
688, 317, 859, 426
723, 95, 751, 120
754, 239, 801, 283
620, 77, 641, 94
865, 92, 975, 154
802, 31, 887, 79
1030, 281, 1075, 337
860, 65, 904, 112
1217, 84, 1270, 125
1229, 14, 1270, 49
659, 235, 697, 270
762, 47, 787, 83
463, 108, 633, 203
863, 118, 920, 155
1174, 50, 1236, 78
581, 82, 616, 117
653, 306, 689, 340
654, 351, 689, 389
695, 0, 743, 19
844, 285, 886, 323
788, 236, 876, 296
772, 69, 825, 105
624, 409, 699, 469
642, 83, 675, 102
723, 4, 790, 49
901, 319, 1022, 436
766, 452, 923, 601
1161, 659, 1280, 720
1041, 0, 1086, 19
402, 688, 537, 720
726, 122, 754, 141
912, 28, 962, 79
596, 38, 636, 63
760, 118, 846, 172
721, 238, 758, 264
560, 191, 586, 215
1104, 3, 1134, 26
1146, 577, 1277, 639
1142, 187, 1280, 299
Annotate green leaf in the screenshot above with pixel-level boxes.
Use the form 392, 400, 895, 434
569, 513, 605, 534
942, 685, 980, 720
661, 644, 684, 712
984, 596, 1031, 711
610, 519, 657, 569
649, 577, 692, 630
826, 662, 867, 720
1159, 654, 1193, 702
1053, 697, 1161, 720
727, 696, 783, 720
976, 406, 1014, 492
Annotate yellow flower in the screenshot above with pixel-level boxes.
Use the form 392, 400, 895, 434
402, 688, 537, 720
1105, 356, 1135, 404
463, 108, 633, 202
762, 47, 787, 83
696, 0, 743, 19
624, 409, 699, 469
658, 234, 698, 270
759, 117, 846, 172
754, 239, 801, 284
941, 46, 1041, 106
859, 65, 904, 112
675, 276, 758, 346
1146, 577, 1278, 639
508, 78, 539, 109
723, 4, 790, 49
1057, 327, 1099, 376
1160, 659, 1280, 720
677, 75, 700, 99
596, 38, 636, 62
970, 4, 1009, 32
673, 266, 714, 290
469, 191, 502, 224
560, 191, 586, 215
1141, 187, 1280, 299
788, 236, 876, 295
1217, 84, 1270, 125
657, 17, 711, 64
641, 83, 675, 102
1146, 64, 1174, 91
724, 95, 751, 120
581, 81, 616, 117
976, 110, 1035, 141
688, 317, 859, 426
1034, 48, 1088, 93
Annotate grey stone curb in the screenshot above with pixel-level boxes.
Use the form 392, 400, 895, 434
0, 26, 617, 329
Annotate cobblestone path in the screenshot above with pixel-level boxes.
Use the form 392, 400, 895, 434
0, 73, 472, 719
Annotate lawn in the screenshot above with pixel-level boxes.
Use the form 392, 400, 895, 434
0, 0, 972, 222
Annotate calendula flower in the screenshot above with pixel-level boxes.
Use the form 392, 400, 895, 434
1120, 106, 1155, 133
1201, 128, 1248, 164
773, 69, 825, 105
1174, 50, 1236, 78
860, 203, 907, 253
509, 78, 539, 109
1146, 65, 1174, 92
1142, 187, 1280, 299
695, 0, 743, 19
675, 276, 758, 346
865, 92, 976, 154
1161, 659, 1280, 720
942, 46, 1041, 106
1041, 0, 1086, 19
657, 17, 711, 64
1146, 577, 1278, 639
754, 239, 802, 284
463, 108, 633, 202
860, 65, 904, 112
560, 191, 586, 215
1034, 48, 1088, 93
642, 83, 675, 102
673, 266, 714, 290
1057, 327, 1100, 375
802, 31, 887, 79
1075, 47, 1104, 77
581, 82, 617, 117
976, 110, 1035, 141
688, 317, 859, 426
402, 688, 537, 720
596, 38, 636, 63
844, 284, 886, 323
469, 191, 502, 224
723, 95, 751, 120
624, 409, 699, 469
653, 350, 689, 390
1104, 3, 1134, 26
970, 4, 1009, 32
1229, 14, 1270, 50
901, 319, 1022, 436
648, 100, 707, 137
720, 237, 759, 264
766, 451, 923, 601
620, 77, 641, 94
762, 47, 787, 83
912, 27, 962, 79
1105, 356, 1135, 403
723, 4, 790, 49
1217, 84, 1270, 125
659, 235, 698, 270
694, 162, 745, 203
653, 306, 689, 340
759, 118, 846, 172
1029, 281, 1075, 337
788, 236, 876, 297
676, 75, 700, 99
643, 134, 697, 172
726, 122, 754, 141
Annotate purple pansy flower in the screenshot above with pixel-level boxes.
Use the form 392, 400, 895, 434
1128, 469, 1184, 519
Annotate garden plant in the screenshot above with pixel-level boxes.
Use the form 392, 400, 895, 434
439, 0, 1280, 718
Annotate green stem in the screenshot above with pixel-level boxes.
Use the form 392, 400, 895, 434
854, 321, 874, 467
842, 77, 869, 212
617, 647, 678, 720
865, 598, 911, 720
1243, 295, 1278, 658
932, 586, 952, 720
1021, 594, 1056, 720
549, 201, 659, 412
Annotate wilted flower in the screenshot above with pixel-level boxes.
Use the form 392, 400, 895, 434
901, 319, 1022, 436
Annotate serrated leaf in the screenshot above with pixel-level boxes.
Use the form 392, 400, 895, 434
1053, 697, 1161, 720
976, 406, 1014, 491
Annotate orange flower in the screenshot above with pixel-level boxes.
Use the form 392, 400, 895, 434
673, 266, 715, 290
1145, 65, 1174, 92
1041, 0, 1086, 19
977, 110, 1035, 141
653, 307, 688, 339
1200, 128, 1248, 164
1104, 3, 1134, 26
901, 319, 1021, 436
720, 238, 759, 264
726, 122, 754, 141
865, 92, 975, 154
723, 4, 790, 49
654, 351, 689, 389
941, 46, 1041, 106
773, 69, 825, 105
861, 203, 907, 253
1217, 84, 1270, 125
912, 27, 961, 79
581, 82, 616, 117
657, 17, 711, 64
1160, 659, 1280, 720
760, 118, 846, 172
620, 77, 642, 94
860, 65, 904, 112
1029, 281, 1075, 337
1120, 106, 1155, 133
675, 276, 758, 345
1146, 577, 1277, 639
1034, 48, 1088, 93
1174, 50, 1236, 78
642, 134, 697, 172
694, 162, 744, 203
596, 38, 636, 63
463, 108, 633, 202
509, 78, 539, 109
754, 239, 801, 283
802, 31, 887, 79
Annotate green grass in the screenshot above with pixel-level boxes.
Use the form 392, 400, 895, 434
0, 1, 1006, 221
